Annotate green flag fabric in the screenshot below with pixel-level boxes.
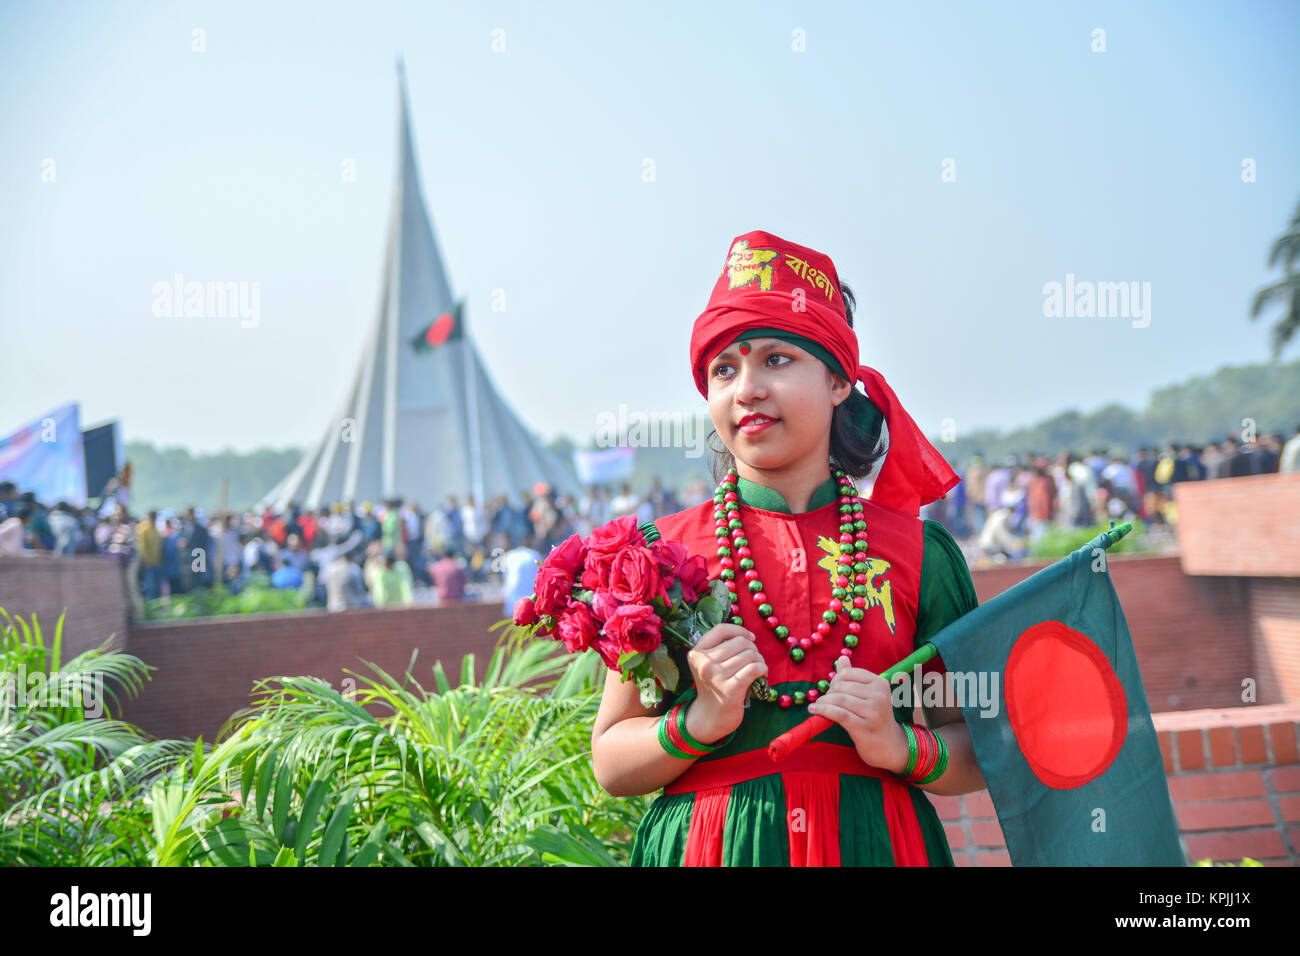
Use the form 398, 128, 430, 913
411, 299, 465, 353
918, 525, 1185, 866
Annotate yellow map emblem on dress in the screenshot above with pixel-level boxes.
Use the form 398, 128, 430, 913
724, 239, 779, 291
815, 535, 896, 634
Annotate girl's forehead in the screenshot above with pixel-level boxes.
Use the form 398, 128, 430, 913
711, 336, 807, 361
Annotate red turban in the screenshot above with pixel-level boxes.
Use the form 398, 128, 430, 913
690, 230, 959, 518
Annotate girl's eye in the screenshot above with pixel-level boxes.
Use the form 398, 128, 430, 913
712, 353, 792, 378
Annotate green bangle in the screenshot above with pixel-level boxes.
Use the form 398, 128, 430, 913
901, 723, 919, 777
657, 712, 693, 760
918, 729, 949, 784
676, 703, 733, 753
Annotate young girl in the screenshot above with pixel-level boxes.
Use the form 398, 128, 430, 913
591, 230, 987, 866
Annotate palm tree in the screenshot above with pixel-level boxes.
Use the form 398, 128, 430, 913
1251, 198, 1300, 360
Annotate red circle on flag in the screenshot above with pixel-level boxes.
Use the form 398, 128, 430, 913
425, 313, 454, 346
1004, 620, 1127, 790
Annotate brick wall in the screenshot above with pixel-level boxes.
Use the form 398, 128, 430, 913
1249, 578, 1300, 705
1173, 472, 1300, 576
113, 554, 1250, 742
120, 601, 515, 741
931, 704, 1300, 866
0, 553, 130, 658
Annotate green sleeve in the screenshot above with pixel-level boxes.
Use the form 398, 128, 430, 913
638, 519, 660, 544
915, 519, 979, 648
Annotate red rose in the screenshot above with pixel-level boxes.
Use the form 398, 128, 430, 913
589, 587, 619, 624
580, 550, 617, 592
556, 600, 598, 654
533, 566, 574, 618
607, 545, 668, 605
586, 515, 642, 559
651, 540, 710, 602
513, 596, 539, 627
541, 534, 587, 577
604, 602, 662, 655
590, 633, 623, 670
675, 555, 710, 603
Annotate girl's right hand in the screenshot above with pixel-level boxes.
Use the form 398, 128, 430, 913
683, 623, 768, 745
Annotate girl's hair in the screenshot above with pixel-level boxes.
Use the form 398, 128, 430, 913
704, 280, 888, 486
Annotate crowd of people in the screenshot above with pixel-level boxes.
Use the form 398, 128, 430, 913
2, 426, 1297, 611
0, 475, 696, 617
931, 431, 1300, 562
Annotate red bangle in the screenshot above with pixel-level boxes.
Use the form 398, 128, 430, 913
664, 705, 711, 757
904, 725, 934, 783
920, 726, 937, 779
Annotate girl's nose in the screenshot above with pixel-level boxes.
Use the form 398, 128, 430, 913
734, 361, 768, 402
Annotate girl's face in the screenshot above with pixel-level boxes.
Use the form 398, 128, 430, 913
706, 337, 852, 472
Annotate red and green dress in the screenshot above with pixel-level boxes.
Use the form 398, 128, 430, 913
628, 474, 979, 866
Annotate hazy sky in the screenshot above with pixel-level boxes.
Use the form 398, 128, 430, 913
3, 0, 1297, 455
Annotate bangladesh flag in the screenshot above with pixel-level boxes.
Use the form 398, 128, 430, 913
918, 523, 1184, 866
411, 299, 465, 353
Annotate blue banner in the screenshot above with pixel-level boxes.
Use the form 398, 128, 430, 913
0, 403, 88, 506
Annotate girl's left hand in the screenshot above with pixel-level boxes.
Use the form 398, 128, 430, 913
806, 658, 909, 775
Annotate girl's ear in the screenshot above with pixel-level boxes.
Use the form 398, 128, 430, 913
830, 372, 854, 406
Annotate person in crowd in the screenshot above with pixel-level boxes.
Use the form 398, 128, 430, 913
609, 483, 639, 518
0, 502, 32, 555
371, 547, 415, 607
17, 492, 54, 550
0, 481, 18, 520
161, 517, 183, 593
461, 493, 487, 559
324, 541, 370, 612
1084, 447, 1109, 478
1216, 436, 1244, 478
977, 491, 1028, 562
1282, 425, 1300, 474
136, 510, 164, 599
1026, 460, 1056, 542
429, 546, 467, 604
1056, 454, 1091, 528
278, 533, 309, 576
1250, 433, 1281, 474
48, 501, 83, 555
294, 508, 314, 552
963, 453, 988, 533
270, 545, 304, 589
983, 458, 1012, 521
501, 532, 542, 618
362, 539, 387, 595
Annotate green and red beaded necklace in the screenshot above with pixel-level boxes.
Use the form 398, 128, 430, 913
713, 460, 873, 709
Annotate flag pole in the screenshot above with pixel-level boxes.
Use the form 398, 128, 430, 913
767, 644, 939, 762
767, 520, 1136, 763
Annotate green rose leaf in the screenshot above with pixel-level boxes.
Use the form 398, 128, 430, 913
709, 578, 731, 606
617, 651, 645, 682
648, 645, 679, 690
696, 595, 724, 629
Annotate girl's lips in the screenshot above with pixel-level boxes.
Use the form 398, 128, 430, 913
738, 417, 780, 434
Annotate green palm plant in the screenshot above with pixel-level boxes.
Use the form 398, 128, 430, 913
149, 622, 651, 866
1251, 197, 1300, 360
4, 607, 652, 866
0, 608, 189, 865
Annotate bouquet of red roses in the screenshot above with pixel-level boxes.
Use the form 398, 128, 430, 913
511, 514, 732, 707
